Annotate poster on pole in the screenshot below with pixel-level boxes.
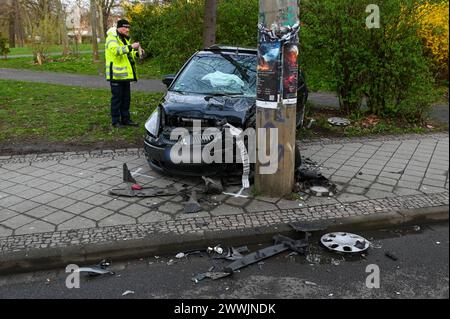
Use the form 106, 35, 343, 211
256, 0, 300, 108
256, 40, 281, 109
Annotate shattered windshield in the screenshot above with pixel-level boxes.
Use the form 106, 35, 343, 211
172, 53, 257, 97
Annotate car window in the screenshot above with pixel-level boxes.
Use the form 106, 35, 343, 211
172, 54, 257, 97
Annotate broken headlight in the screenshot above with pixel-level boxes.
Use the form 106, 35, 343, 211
145, 106, 161, 137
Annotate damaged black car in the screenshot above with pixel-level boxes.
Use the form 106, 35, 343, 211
144, 46, 308, 176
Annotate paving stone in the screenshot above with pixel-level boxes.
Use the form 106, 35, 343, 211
0, 209, 18, 222
35, 181, 65, 192
305, 196, 339, 206
30, 193, 61, 205
257, 196, 280, 203
98, 214, 137, 227
175, 211, 211, 220
42, 211, 75, 225
422, 179, 446, 188
0, 225, 13, 237
58, 216, 96, 231
83, 194, 113, 206
394, 188, 423, 196
245, 200, 278, 213
64, 202, 95, 215
2, 184, 31, 195
225, 196, 252, 207
15, 220, 55, 235
376, 177, 398, 186
49, 185, 79, 196
0, 195, 25, 208
47, 198, 76, 210
119, 204, 149, 218
371, 183, 394, 192
9, 200, 41, 213
337, 193, 368, 203
400, 175, 423, 183
66, 189, 97, 201
82, 207, 114, 221
397, 181, 421, 190
103, 199, 130, 211
345, 186, 367, 195
25, 205, 57, 218
348, 178, 372, 188
134, 211, 171, 223
157, 202, 184, 215
355, 174, 377, 182
210, 204, 245, 216
365, 189, 396, 199
2, 215, 36, 229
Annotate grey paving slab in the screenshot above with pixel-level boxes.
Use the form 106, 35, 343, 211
2, 215, 36, 230
0, 209, 18, 222
82, 207, 115, 221
119, 204, 149, 218
15, 220, 55, 235
42, 211, 75, 225
24, 205, 56, 218
57, 216, 97, 231
245, 200, 278, 213
0, 225, 13, 237
136, 211, 172, 224
99, 213, 138, 227
210, 204, 245, 216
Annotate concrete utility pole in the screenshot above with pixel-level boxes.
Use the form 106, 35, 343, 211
255, 0, 300, 197
90, 0, 100, 62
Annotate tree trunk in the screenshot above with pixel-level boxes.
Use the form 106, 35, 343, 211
7, 0, 15, 48
14, 0, 24, 47
202, 0, 217, 48
90, 0, 99, 62
56, 0, 70, 55
97, 2, 105, 41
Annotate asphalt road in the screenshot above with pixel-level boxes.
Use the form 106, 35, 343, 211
0, 223, 448, 299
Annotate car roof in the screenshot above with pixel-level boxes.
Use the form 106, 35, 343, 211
201, 45, 257, 55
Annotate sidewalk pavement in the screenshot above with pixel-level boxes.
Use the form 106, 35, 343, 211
0, 133, 448, 273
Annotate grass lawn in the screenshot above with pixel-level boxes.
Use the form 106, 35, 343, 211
0, 80, 162, 146
8, 43, 105, 56
0, 53, 164, 79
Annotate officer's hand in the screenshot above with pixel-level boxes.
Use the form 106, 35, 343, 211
131, 42, 140, 50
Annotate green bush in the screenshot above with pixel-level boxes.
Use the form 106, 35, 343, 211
301, 0, 438, 122
128, 0, 259, 73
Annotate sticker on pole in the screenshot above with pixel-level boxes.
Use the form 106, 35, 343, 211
320, 232, 370, 253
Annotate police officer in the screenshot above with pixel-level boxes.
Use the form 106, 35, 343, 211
105, 19, 143, 128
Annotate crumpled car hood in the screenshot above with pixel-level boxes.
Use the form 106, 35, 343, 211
161, 91, 255, 127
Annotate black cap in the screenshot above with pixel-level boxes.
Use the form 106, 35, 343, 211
117, 19, 130, 28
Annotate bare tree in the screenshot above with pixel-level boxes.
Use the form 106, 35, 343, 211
203, 0, 217, 48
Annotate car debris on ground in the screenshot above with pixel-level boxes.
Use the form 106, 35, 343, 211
77, 259, 115, 277
184, 190, 202, 214
328, 117, 351, 127
192, 235, 310, 283
202, 176, 224, 195
385, 251, 399, 261
320, 232, 370, 253
122, 290, 135, 296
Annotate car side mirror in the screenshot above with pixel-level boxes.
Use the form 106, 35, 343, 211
162, 74, 176, 88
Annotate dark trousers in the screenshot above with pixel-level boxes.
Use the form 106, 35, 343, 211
110, 81, 131, 125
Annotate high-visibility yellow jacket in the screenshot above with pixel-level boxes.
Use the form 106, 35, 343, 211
105, 27, 138, 82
